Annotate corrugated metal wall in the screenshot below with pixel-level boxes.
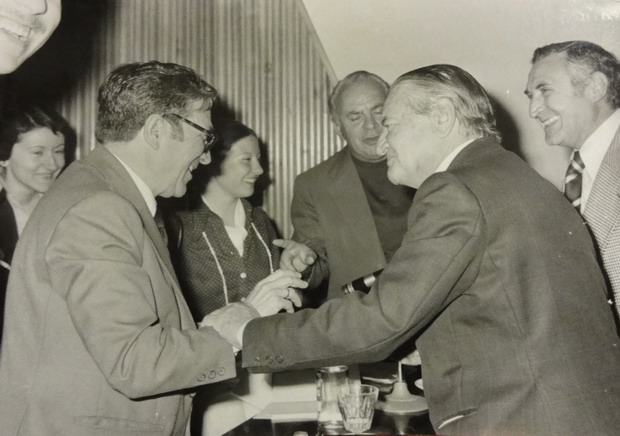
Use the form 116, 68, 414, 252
58, 0, 340, 237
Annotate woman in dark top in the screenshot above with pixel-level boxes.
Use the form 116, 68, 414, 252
172, 120, 305, 435
0, 104, 71, 343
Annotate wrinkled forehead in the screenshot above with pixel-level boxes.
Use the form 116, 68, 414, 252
527, 53, 571, 88
338, 79, 387, 111
384, 84, 413, 117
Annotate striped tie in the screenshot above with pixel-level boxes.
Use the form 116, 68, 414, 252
563, 151, 585, 212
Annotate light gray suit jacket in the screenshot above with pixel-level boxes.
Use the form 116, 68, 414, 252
0, 146, 236, 436
584, 124, 620, 320
243, 139, 620, 435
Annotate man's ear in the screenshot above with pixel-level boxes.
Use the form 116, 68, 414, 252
142, 114, 165, 150
586, 71, 610, 104
331, 115, 344, 140
433, 98, 456, 138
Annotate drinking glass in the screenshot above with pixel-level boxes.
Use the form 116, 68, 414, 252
337, 384, 379, 433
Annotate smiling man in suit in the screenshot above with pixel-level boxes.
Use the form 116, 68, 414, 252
205, 64, 620, 436
526, 40, 620, 323
0, 61, 302, 436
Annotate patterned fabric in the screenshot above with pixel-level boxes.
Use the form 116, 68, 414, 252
563, 151, 584, 211
174, 199, 281, 320
584, 126, 620, 319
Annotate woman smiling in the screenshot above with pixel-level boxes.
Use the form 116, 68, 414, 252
0, 104, 72, 342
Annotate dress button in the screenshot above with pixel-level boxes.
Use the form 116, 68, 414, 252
208, 370, 217, 379
197, 373, 206, 382
254, 356, 261, 363
275, 355, 284, 363
217, 367, 226, 376
240, 272, 247, 279
265, 355, 274, 363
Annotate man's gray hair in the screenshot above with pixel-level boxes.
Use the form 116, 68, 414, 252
328, 71, 389, 119
393, 64, 501, 143
532, 40, 620, 109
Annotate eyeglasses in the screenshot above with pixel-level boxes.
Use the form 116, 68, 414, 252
166, 113, 217, 153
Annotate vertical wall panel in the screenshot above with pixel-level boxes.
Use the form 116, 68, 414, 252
57, 0, 341, 237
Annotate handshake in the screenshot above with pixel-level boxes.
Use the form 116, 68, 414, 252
199, 239, 317, 349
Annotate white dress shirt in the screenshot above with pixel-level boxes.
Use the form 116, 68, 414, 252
109, 152, 157, 217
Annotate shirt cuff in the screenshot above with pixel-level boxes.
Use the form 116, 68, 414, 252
236, 319, 251, 350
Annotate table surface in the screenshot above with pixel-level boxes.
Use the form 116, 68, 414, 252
224, 408, 434, 436
223, 363, 436, 436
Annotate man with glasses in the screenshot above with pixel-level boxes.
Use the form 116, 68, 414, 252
0, 61, 303, 436
166, 112, 218, 153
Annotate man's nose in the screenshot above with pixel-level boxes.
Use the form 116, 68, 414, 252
19, 0, 48, 15
528, 94, 542, 119
377, 129, 388, 156
363, 114, 380, 130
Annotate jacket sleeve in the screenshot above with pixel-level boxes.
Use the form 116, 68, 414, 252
243, 172, 485, 372
46, 192, 236, 398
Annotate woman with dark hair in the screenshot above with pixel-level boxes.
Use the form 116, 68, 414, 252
0, 104, 71, 342
173, 120, 305, 435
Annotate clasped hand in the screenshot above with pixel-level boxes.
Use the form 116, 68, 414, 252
199, 269, 307, 349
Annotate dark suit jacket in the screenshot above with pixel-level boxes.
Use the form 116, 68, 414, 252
0, 146, 237, 436
243, 139, 620, 435
291, 146, 387, 299
0, 190, 17, 343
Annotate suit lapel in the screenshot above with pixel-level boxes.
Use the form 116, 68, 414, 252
326, 148, 384, 255
84, 147, 194, 329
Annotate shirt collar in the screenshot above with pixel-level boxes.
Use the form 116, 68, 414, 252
579, 109, 620, 178
435, 137, 480, 173
109, 152, 157, 217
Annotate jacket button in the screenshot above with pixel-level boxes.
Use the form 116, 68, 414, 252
254, 356, 261, 363
240, 272, 247, 279
208, 370, 216, 379
217, 367, 226, 376
275, 355, 284, 363
197, 373, 206, 382
265, 355, 273, 363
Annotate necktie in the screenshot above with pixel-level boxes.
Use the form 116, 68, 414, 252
563, 151, 585, 212
154, 208, 169, 246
